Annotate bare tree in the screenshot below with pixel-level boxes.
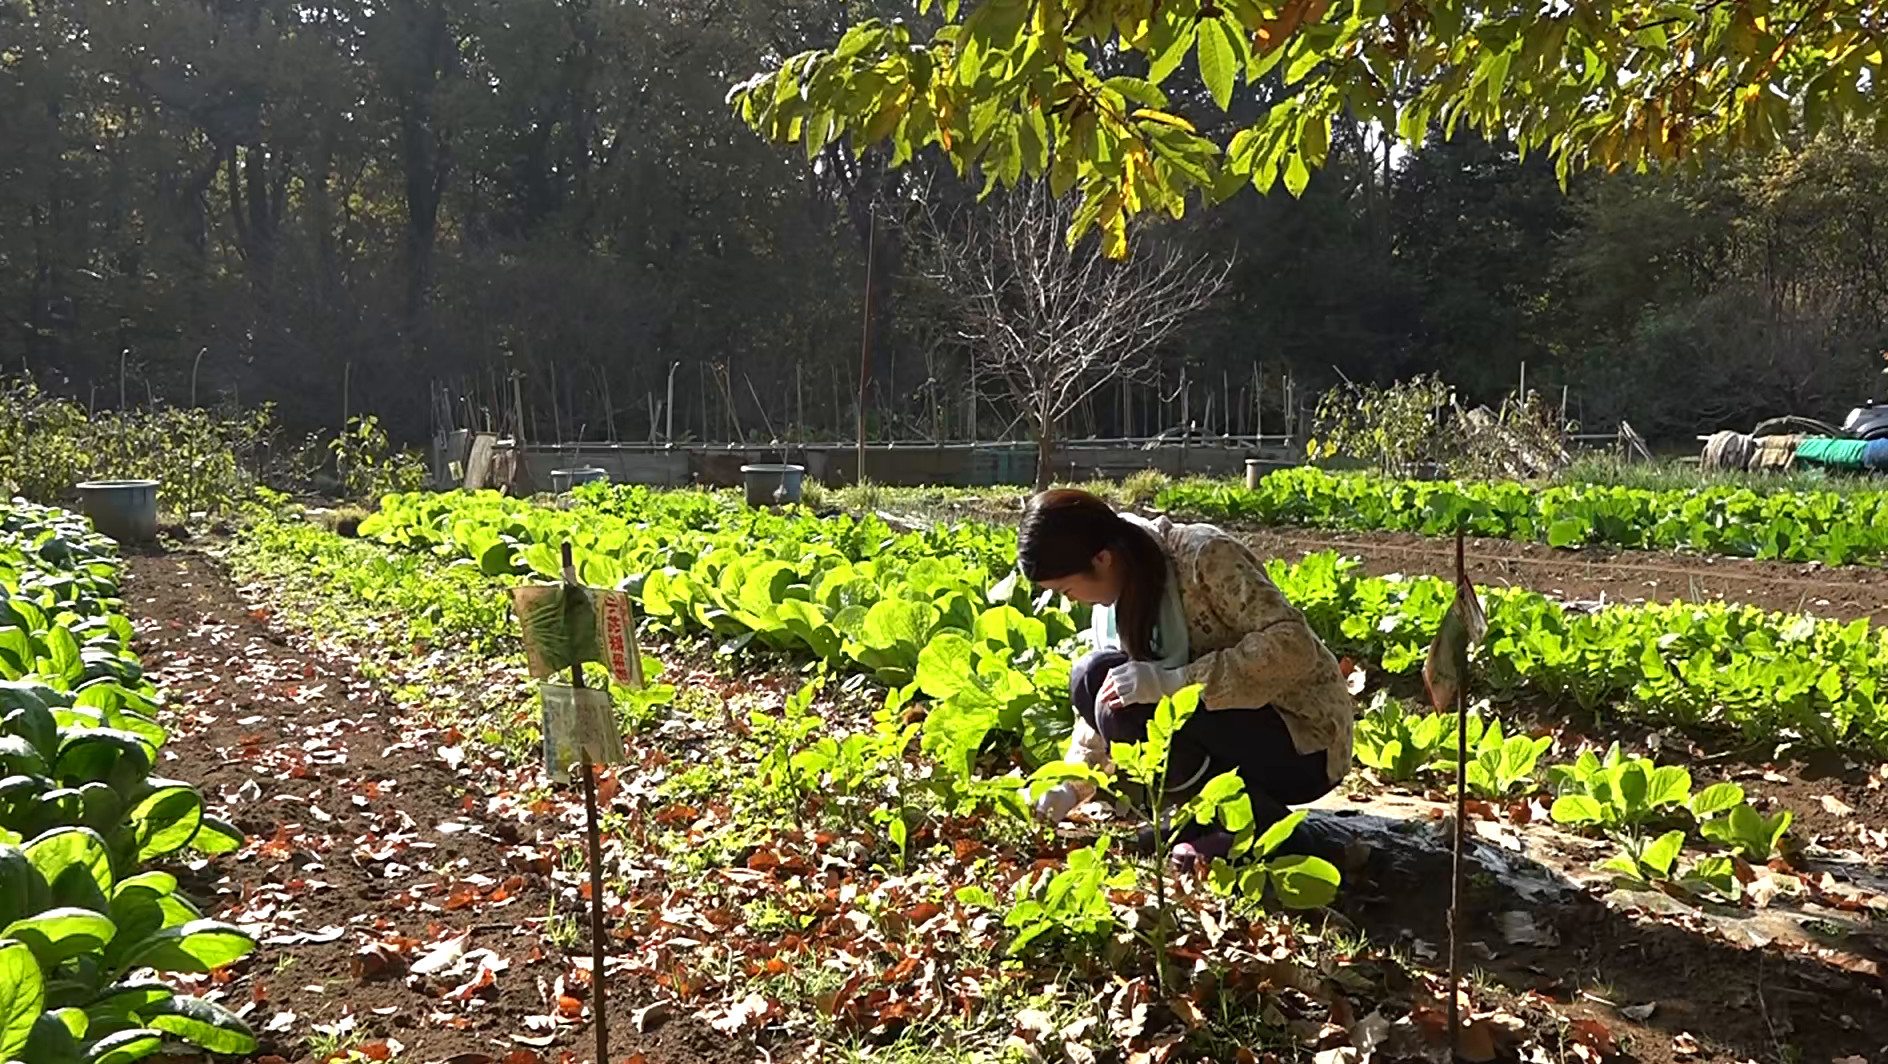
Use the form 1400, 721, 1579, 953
922, 181, 1230, 489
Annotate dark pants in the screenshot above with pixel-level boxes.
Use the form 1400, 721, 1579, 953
1071, 649, 1334, 840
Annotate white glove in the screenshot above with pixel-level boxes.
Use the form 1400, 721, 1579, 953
1106, 661, 1187, 708
1031, 781, 1085, 824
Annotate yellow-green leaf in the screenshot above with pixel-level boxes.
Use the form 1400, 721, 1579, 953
1197, 19, 1239, 111
1283, 152, 1310, 196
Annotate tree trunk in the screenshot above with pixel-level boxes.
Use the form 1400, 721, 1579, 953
1034, 410, 1056, 492
391, 0, 454, 357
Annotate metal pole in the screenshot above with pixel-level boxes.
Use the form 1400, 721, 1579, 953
1446, 528, 1468, 1061
1179, 368, 1190, 478
857, 208, 877, 484
967, 352, 978, 446
512, 372, 526, 444
1254, 363, 1264, 440
560, 542, 610, 1064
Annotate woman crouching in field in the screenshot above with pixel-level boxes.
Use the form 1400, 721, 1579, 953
1019, 488, 1355, 869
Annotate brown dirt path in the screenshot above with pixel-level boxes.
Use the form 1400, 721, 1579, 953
125, 550, 727, 1064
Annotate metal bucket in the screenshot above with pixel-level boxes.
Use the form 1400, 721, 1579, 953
76, 479, 160, 543
740, 463, 805, 507
550, 467, 609, 493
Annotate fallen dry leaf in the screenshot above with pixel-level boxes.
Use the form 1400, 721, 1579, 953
1818, 795, 1855, 817
1457, 1019, 1498, 1063
1338, 658, 1366, 696
1570, 1017, 1618, 1059
1127, 1032, 1185, 1064
631, 1002, 666, 1033
410, 932, 471, 977
1012, 1009, 1056, 1043
709, 993, 774, 1036
1109, 978, 1151, 1042
1170, 996, 1206, 1029
1673, 1032, 1701, 1057
1495, 911, 1559, 947
445, 954, 506, 1003
1350, 1012, 1391, 1058
351, 941, 408, 982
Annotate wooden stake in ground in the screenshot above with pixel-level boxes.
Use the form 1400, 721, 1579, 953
1422, 528, 1486, 1059
560, 542, 611, 1064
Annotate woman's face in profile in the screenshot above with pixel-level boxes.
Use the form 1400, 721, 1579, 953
1034, 548, 1121, 606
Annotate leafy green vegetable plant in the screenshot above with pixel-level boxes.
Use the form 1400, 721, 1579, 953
0, 504, 256, 1064
1453, 718, 1552, 799
1597, 828, 1686, 886
1352, 694, 1450, 783
1700, 803, 1794, 863
986, 839, 1134, 959
1547, 744, 1695, 831
1597, 830, 1743, 903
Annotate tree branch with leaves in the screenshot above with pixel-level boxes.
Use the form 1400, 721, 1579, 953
730, 0, 1886, 256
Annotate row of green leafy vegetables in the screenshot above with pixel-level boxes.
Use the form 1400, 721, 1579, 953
363, 487, 1888, 755
1157, 467, 1888, 566
355, 487, 1840, 910
1355, 698, 1790, 902
0, 503, 257, 1064
360, 488, 1354, 920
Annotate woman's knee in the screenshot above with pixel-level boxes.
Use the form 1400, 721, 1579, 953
1069, 648, 1129, 724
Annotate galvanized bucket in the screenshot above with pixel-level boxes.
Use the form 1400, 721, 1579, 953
76, 479, 160, 543
740, 464, 805, 507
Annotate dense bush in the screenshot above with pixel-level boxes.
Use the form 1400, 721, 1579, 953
0, 380, 427, 514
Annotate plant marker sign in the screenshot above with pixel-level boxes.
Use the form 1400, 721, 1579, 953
508, 546, 643, 1064
511, 581, 643, 688
537, 682, 625, 785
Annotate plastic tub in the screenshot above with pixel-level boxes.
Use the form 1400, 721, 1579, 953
550, 467, 609, 493
76, 479, 160, 543
740, 463, 805, 507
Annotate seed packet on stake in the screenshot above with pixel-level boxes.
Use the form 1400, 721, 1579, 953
539, 682, 625, 784
510, 583, 643, 687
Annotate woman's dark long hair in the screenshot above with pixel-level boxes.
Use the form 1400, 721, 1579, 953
1017, 489, 1168, 660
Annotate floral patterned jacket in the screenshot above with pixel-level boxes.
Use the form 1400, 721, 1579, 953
1063, 515, 1356, 793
